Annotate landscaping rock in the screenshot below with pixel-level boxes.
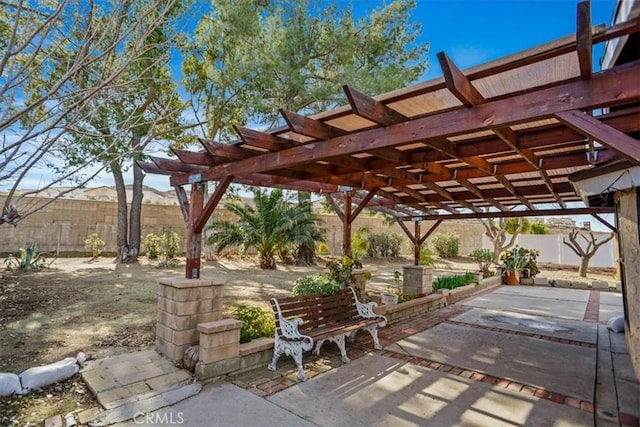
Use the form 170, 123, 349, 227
533, 277, 549, 286
19, 357, 79, 393
571, 281, 589, 289
0, 372, 22, 396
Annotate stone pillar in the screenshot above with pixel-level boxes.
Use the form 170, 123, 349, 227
353, 271, 367, 298
403, 265, 433, 295
195, 319, 242, 380
156, 278, 224, 362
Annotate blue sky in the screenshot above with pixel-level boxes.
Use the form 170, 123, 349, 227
358, 0, 616, 81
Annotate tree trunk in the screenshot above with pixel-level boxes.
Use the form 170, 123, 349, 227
295, 191, 315, 265
112, 166, 130, 263
579, 256, 591, 278
127, 162, 144, 263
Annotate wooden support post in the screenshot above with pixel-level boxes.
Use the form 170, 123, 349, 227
186, 183, 205, 279
343, 192, 352, 256
414, 221, 421, 266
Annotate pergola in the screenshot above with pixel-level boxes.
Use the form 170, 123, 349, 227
140, 2, 640, 279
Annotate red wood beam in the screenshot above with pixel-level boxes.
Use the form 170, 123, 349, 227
343, 192, 352, 255
438, 51, 485, 107
280, 109, 347, 140
576, 1, 593, 80
193, 176, 234, 233
185, 183, 205, 279
349, 188, 379, 223
398, 206, 614, 221
174, 186, 189, 223
170, 62, 640, 186
591, 213, 616, 233
418, 219, 443, 246
343, 85, 408, 125
555, 110, 640, 165
324, 194, 345, 221
233, 125, 298, 151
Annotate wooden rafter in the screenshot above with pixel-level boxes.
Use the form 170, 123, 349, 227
577, 0, 593, 80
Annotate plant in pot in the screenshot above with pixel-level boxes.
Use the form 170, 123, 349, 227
381, 270, 402, 305
499, 246, 537, 285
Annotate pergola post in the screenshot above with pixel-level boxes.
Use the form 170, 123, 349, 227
343, 191, 352, 255
397, 219, 443, 265
185, 183, 204, 279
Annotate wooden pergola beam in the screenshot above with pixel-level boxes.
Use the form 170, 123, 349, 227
280, 109, 347, 140
343, 85, 409, 125
398, 207, 614, 221
577, 1, 593, 80
555, 110, 640, 165
233, 125, 298, 151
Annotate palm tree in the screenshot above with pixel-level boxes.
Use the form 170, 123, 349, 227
206, 188, 325, 269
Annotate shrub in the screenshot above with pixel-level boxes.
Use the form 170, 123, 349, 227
352, 227, 371, 258
531, 223, 547, 234
432, 272, 475, 291
143, 233, 162, 259
159, 230, 180, 266
3, 241, 46, 271
326, 255, 362, 287
366, 232, 402, 257
84, 233, 104, 259
232, 305, 275, 344
292, 273, 341, 296
469, 248, 494, 274
419, 247, 437, 267
431, 232, 460, 258
317, 242, 330, 255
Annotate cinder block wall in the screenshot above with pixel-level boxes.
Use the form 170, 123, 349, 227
0, 196, 485, 256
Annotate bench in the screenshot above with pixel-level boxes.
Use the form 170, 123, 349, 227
268, 287, 387, 381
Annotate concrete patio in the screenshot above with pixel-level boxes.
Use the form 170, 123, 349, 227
83, 285, 638, 426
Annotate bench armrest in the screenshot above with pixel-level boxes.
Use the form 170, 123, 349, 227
349, 287, 387, 326
271, 298, 314, 346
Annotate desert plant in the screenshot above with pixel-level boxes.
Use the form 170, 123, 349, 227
326, 255, 363, 287
143, 233, 162, 259
352, 227, 371, 258
84, 233, 104, 259
431, 232, 460, 258
292, 273, 341, 296
232, 305, 275, 344
531, 222, 548, 234
159, 230, 180, 267
207, 188, 325, 269
432, 272, 475, 291
317, 242, 330, 255
419, 246, 437, 267
470, 248, 495, 275
4, 241, 46, 271
366, 232, 402, 257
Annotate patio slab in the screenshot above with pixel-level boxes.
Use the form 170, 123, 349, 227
462, 287, 588, 320
451, 307, 598, 344
385, 322, 595, 401
267, 354, 592, 427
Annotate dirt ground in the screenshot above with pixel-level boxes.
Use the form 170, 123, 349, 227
0, 255, 617, 374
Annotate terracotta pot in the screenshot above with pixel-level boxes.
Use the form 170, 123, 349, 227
504, 270, 520, 285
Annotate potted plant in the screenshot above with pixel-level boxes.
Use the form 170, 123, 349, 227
380, 270, 402, 305
499, 246, 538, 285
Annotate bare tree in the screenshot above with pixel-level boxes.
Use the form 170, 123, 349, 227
562, 229, 615, 277
479, 217, 525, 262
0, 0, 184, 227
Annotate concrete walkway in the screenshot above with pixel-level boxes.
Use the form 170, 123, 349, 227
83, 286, 638, 426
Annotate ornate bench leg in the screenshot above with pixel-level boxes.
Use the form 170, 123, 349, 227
346, 330, 357, 343
365, 325, 383, 350
331, 334, 351, 364
293, 350, 308, 382
268, 339, 285, 372
313, 339, 325, 356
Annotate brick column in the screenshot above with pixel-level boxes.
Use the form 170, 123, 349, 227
403, 265, 433, 295
156, 278, 224, 362
195, 319, 242, 380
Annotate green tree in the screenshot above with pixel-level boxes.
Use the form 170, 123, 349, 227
45, 1, 188, 262
1, 0, 185, 227
183, 0, 428, 263
479, 217, 525, 263
206, 188, 325, 269
506, 218, 531, 234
